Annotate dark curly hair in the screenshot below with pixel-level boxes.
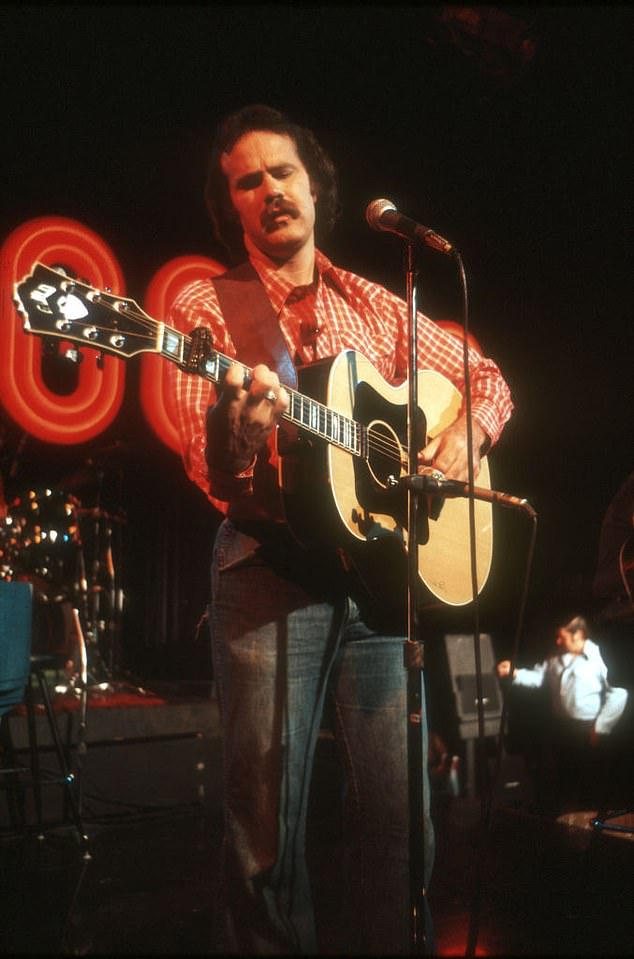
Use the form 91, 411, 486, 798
204, 104, 339, 262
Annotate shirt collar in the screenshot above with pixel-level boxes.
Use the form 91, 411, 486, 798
248, 248, 346, 312
560, 646, 589, 666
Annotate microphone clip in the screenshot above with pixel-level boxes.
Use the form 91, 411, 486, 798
388, 469, 536, 517
388, 468, 456, 496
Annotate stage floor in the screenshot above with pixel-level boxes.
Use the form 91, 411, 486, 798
1, 683, 632, 956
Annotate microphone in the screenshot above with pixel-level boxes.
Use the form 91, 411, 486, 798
397, 469, 536, 517
366, 198, 455, 255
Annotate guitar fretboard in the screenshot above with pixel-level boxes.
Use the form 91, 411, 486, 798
161, 325, 364, 457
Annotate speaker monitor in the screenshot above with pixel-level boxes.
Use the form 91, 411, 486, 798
444, 633, 502, 738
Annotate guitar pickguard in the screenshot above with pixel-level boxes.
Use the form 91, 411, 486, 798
351, 380, 430, 544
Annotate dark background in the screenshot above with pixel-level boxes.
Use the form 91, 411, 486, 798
1, 5, 632, 687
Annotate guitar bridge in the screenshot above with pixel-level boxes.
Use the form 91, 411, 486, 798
182, 327, 213, 373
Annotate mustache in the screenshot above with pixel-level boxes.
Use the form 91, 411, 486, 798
262, 199, 299, 228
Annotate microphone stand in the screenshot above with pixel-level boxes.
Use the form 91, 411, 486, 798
397, 241, 536, 958
402, 241, 431, 955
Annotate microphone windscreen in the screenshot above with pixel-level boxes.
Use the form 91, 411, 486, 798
365, 198, 396, 230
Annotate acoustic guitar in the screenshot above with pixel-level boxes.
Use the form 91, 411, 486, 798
14, 261, 494, 608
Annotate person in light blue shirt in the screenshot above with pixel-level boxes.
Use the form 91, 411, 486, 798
497, 614, 629, 814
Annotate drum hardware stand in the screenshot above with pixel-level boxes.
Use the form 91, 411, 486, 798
62, 501, 149, 701
52, 542, 114, 697
53, 458, 126, 695
78, 471, 117, 689
70, 606, 89, 816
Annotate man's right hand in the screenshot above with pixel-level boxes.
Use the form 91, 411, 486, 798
496, 659, 513, 679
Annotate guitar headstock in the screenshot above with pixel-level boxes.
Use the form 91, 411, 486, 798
13, 262, 161, 359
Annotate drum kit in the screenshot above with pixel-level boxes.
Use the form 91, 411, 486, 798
0, 477, 126, 696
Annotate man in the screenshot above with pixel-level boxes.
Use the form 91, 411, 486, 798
497, 614, 628, 813
167, 104, 513, 954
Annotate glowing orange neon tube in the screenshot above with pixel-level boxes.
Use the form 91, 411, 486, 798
0, 217, 126, 444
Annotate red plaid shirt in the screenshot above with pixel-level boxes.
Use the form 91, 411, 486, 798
166, 250, 513, 516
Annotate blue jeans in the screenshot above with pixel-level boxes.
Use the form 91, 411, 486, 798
210, 519, 434, 955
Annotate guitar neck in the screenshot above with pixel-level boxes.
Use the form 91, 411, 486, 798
161, 325, 365, 458
14, 261, 365, 461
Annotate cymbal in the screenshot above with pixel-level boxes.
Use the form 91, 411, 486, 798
77, 506, 127, 524
55, 440, 135, 491
54, 467, 99, 492
88, 440, 135, 463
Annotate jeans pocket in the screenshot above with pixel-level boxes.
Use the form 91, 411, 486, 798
213, 519, 261, 573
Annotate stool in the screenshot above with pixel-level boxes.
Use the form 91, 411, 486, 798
0, 583, 89, 855
1, 655, 90, 855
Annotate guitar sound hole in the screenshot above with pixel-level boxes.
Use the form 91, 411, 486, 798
351, 378, 422, 531
367, 420, 403, 488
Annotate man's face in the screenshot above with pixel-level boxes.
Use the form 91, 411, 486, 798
221, 130, 316, 260
556, 627, 586, 655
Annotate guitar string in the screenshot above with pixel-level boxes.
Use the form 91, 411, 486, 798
68, 307, 407, 469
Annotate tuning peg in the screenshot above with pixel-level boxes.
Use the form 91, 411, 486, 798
50, 263, 75, 278
63, 347, 84, 364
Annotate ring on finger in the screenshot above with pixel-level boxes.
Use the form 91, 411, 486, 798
263, 388, 278, 404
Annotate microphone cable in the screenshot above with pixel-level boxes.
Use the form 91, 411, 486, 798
449, 252, 539, 958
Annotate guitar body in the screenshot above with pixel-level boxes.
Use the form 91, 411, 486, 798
280, 350, 493, 608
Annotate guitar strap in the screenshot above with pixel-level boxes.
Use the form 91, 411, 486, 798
212, 261, 298, 389
211, 260, 299, 530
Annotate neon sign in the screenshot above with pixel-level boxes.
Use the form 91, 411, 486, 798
1, 217, 225, 448
0, 217, 126, 444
